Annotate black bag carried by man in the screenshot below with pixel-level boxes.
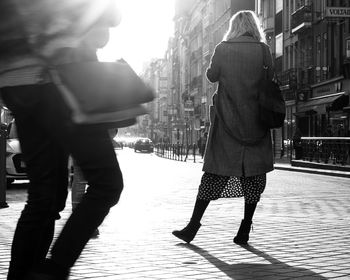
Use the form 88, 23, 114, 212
258, 44, 286, 129
50, 60, 154, 128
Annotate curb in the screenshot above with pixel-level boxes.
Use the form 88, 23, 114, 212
274, 164, 350, 178
156, 153, 350, 178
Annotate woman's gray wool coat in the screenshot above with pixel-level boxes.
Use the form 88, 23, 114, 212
203, 36, 274, 177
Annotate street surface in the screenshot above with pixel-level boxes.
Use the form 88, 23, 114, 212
1, 148, 350, 279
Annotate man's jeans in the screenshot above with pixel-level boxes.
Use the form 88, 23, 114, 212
1, 83, 124, 279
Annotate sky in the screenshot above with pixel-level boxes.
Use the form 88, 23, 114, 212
98, 0, 175, 74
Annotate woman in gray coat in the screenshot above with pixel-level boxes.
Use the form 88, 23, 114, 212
173, 10, 274, 245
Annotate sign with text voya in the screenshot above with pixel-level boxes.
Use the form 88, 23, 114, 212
326, 7, 350, 18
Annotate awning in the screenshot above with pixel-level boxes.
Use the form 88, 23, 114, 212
295, 93, 349, 116
330, 94, 349, 111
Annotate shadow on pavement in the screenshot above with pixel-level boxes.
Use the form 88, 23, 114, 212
180, 243, 327, 280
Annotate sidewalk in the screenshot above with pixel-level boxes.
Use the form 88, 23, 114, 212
177, 153, 350, 178
274, 161, 350, 178
1, 149, 350, 279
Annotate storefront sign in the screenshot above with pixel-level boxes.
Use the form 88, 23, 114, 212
326, 7, 350, 18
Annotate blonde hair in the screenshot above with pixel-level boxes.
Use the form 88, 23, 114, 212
223, 10, 265, 43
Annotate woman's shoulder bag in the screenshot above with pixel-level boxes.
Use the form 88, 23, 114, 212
258, 43, 286, 129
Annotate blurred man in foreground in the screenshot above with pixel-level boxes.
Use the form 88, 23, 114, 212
0, 1, 123, 279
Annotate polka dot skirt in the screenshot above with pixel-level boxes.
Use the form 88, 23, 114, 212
197, 172, 266, 204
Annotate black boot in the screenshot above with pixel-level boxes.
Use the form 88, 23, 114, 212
172, 221, 201, 243
233, 219, 252, 245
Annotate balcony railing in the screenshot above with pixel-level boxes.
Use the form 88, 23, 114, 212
293, 137, 350, 166
278, 67, 314, 90
278, 68, 298, 88
299, 67, 314, 87
291, 4, 312, 34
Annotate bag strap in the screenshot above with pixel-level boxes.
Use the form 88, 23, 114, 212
259, 43, 280, 83
260, 43, 269, 81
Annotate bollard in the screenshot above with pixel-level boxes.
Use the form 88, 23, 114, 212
180, 144, 183, 161
0, 123, 9, 208
193, 143, 196, 163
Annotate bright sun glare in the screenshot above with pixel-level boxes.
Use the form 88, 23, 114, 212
98, 0, 175, 74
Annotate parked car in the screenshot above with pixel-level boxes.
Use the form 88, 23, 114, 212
5, 121, 27, 185
134, 138, 154, 153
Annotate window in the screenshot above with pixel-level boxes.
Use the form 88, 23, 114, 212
257, 0, 262, 14
313, 0, 323, 19
291, 0, 295, 12
275, 33, 283, 58
346, 38, 350, 59
276, 0, 283, 13
285, 46, 289, 70
294, 41, 299, 67
316, 35, 321, 67
333, 23, 338, 76
285, 0, 290, 31
323, 32, 328, 80
323, 33, 328, 66
214, 0, 230, 21
316, 35, 321, 82
263, 0, 273, 18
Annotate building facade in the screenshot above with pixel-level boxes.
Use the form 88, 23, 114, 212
142, 0, 350, 166
143, 0, 255, 145
257, 0, 350, 160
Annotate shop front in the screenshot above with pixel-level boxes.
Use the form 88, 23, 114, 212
291, 79, 350, 168
295, 92, 349, 136
295, 76, 349, 137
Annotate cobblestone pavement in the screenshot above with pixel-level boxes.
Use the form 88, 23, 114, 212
1, 148, 350, 280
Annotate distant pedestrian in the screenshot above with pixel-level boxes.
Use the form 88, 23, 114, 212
197, 132, 208, 158
292, 127, 303, 160
172, 10, 274, 245
322, 125, 333, 163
